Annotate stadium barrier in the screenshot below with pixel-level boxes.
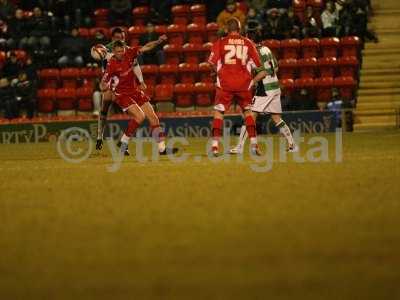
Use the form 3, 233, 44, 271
0, 110, 347, 144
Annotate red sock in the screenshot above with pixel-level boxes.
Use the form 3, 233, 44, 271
245, 116, 256, 138
125, 119, 140, 137
151, 125, 165, 142
212, 118, 223, 139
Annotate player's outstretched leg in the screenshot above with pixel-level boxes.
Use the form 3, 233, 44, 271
211, 110, 224, 156
119, 104, 145, 156
141, 102, 178, 155
96, 90, 113, 150
271, 114, 298, 152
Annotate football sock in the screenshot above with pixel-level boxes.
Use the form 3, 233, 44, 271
245, 116, 257, 145
151, 125, 166, 152
276, 119, 294, 145
122, 119, 140, 141
237, 125, 248, 149
212, 118, 223, 148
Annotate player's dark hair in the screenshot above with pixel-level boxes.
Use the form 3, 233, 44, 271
112, 40, 125, 49
226, 17, 241, 33
111, 27, 123, 37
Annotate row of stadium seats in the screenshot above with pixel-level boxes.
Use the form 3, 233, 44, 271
37, 55, 358, 89
36, 76, 356, 114
0, 50, 29, 65
94, 4, 207, 27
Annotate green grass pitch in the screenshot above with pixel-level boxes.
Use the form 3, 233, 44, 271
0, 131, 400, 299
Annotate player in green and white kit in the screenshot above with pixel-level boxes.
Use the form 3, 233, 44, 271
230, 40, 298, 154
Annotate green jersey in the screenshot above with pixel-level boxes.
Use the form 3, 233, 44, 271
255, 45, 280, 96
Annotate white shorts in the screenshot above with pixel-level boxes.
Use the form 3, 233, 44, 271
251, 91, 282, 114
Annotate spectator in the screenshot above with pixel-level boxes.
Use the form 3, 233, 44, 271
13, 72, 36, 118
217, 0, 246, 30
292, 88, 318, 111
58, 27, 87, 67
23, 7, 51, 52
2, 51, 23, 80
245, 7, 263, 36
321, 1, 339, 37
352, 1, 378, 42
263, 8, 285, 40
109, 0, 132, 26
23, 57, 38, 83
267, 0, 292, 10
0, 0, 15, 21
246, 0, 267, 12
8, 9, 27, 49
303, 17, 321, 38
149, 0, 173, 24
90, 28, 108, 47
0, 77, 17, 119
138, 22, 165, 65
281, 6, 302, 39
0, 19, 12, 50
338, 1, 354, 37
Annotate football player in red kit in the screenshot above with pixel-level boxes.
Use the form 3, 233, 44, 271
208, 18, 267, 156
101, 40, 175, 155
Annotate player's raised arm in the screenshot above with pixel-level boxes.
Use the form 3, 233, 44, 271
248, 41, 267, 89
139, 34, 168, 53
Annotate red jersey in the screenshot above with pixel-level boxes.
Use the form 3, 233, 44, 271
208, 32, 262, 92
102, 46, 140, 94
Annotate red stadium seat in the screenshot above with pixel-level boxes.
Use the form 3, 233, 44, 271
194, 82, 214, 107
132, 6, 149, 26
159, 64, 178, 84
56, 88, 77, 110
60, 68, 80, 88
301, 38, 320, 58
78, 27, 89, 38
39, 68, 60, 88
262, 39, 281, 59
318, 57, 337, 78
11, 50, 28, 63
206, 22, 219, 43
178, 63, 198, 84
183, 43, 204, 64
190, 4, 207, 25
198, 62, 213, 83
338, 56, 359, 77
154, 25, 167, 35
341, 36, 361, 58
187, 23, 206, 44
77, 87, 94, 111
0, 51, 6, 65
280, 78, 295, 97
295, 78, 315, 95
167, 24, 187, 46
278, 58, 297, 79
163, 44, 182, 64
315, 77, 334, 102
89, 27, 110, 39
94, 8, 109, 27
281, 39, 301, 59
171, 5, 190, 25
320, 37, 340, 58
154, 84, 174, 102
128, 26, 146, 45
37, 88, 56, 113
334, 76, 357, 100
141, 64, 159, 86
80, 67, 101, 88
174, 83, 195, 107
297, 57, 317, 79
